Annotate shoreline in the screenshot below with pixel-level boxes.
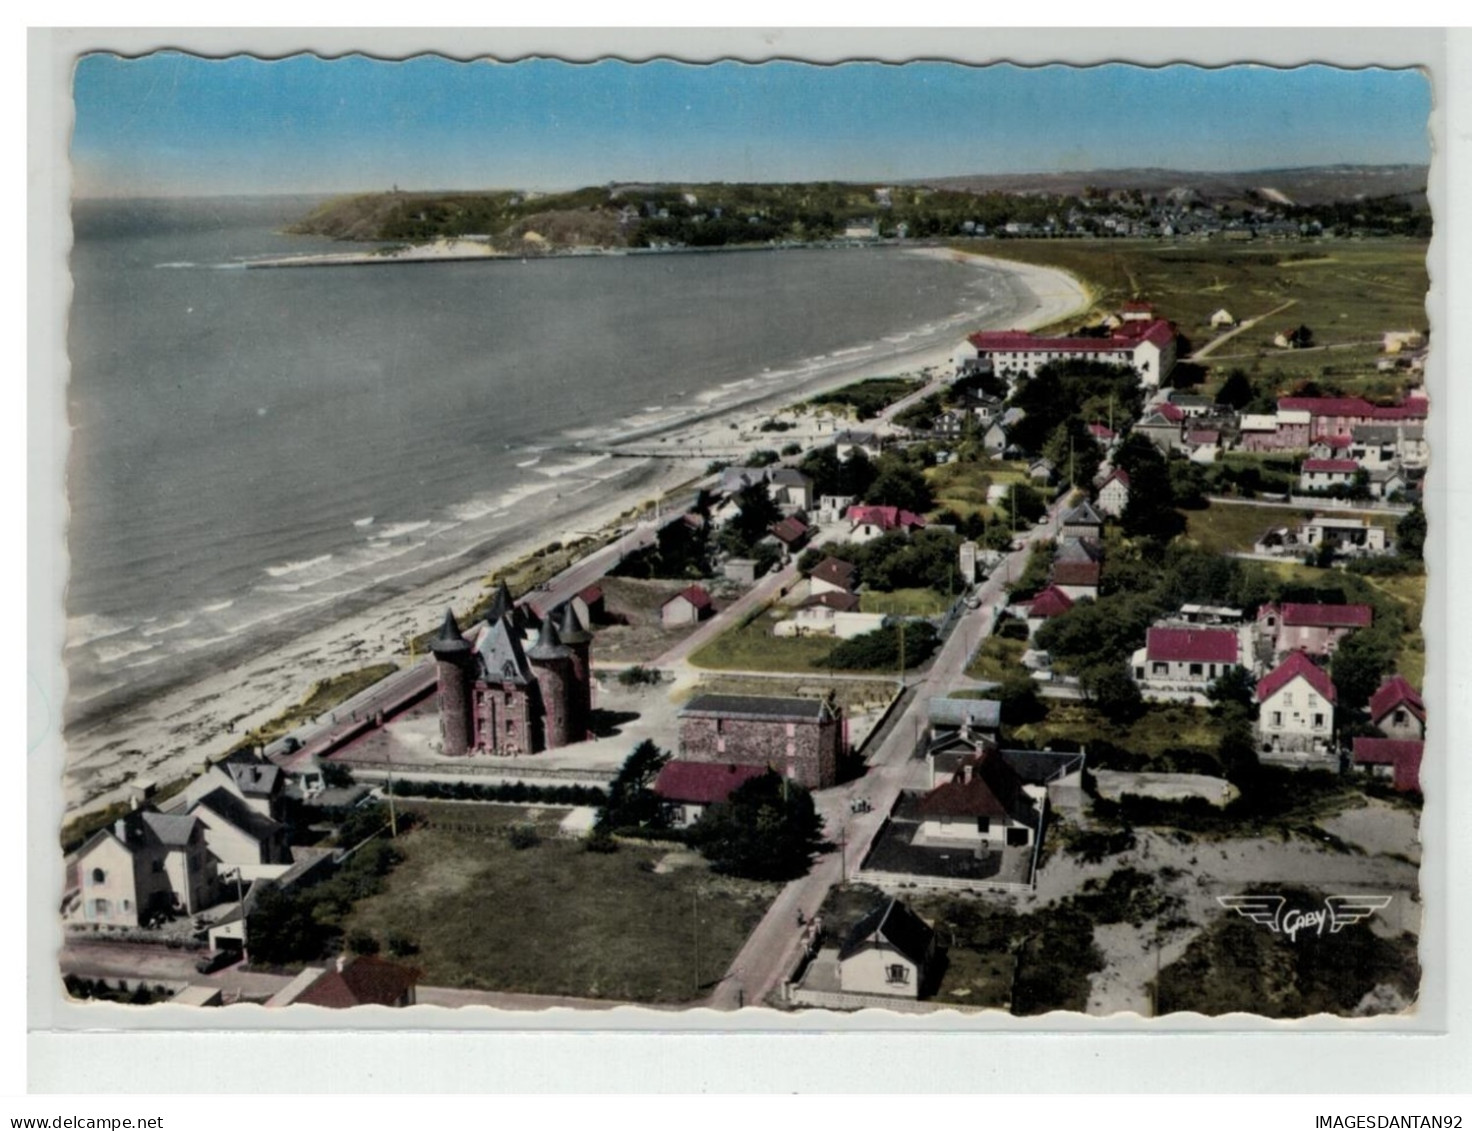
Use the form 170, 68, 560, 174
59, 249, 1092, 818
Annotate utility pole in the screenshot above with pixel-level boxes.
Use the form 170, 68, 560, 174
386, 752, 399, 838
231, 867, 249, 968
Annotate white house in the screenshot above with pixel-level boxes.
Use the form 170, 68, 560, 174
1130, 626, 1242, 692
1256, 652, 1337, 761
74, 810, 218, 928
835, 899, 937, 999
1299, 458, 1361, 492
914, 749, 1044, 849
1096, 467, 1131, 518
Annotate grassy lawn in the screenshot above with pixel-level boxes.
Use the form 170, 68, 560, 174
341, 802, 778, 1003
860, 587, 952, 616
804, 376, 923, 421
1010, 701, 1227, 766
964, 240, 1429, 355
967, 635, 1026, 682
687, 605, 849, 673
1180, 499, 1398, 557
925, 459, 1025, 519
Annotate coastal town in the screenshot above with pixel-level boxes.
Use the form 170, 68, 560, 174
59, 225, 1428, 1017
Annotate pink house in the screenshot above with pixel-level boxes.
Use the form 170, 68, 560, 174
1370, 675, 1425, 739
1352, 738, 1423, 793
1257, 602, 1372, 659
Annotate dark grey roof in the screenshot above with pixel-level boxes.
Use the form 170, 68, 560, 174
484, 581, 516, 625
140, 811, 200, 849
226, 761, 282, 798
474, 618, 533, 685
681, 694, 830, 722
429, 608, 469, 656
998, 748, 1087, 785
1056, 537, 1104, 563
527, 615, 572, 663
838, 898, 935, 965
556, 602, 593, 646
768, 468, 812, 487
928, 696, 1001, 730
191, 787, 283, 844
1061, 501, 1103, 526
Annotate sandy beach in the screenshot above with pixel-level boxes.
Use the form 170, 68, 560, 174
57, 250, 1092, 817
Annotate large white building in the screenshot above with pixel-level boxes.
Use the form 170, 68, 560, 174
962, 318, 1177, 388
1255, 652, 1337, 763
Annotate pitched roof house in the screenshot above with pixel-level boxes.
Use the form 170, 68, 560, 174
266, 955, 421, 1009
1257, 602, 1373, 659
915, 748, 1042, 848
808, 555, 858, 595
1132, 626, 1240, 690
1255, 652, 1337, 761
1352, 738, 1423, 793
661, 584, 714, 627
1370, 675, 1426, 739
654, 761, 768, 827
75, 810, 218, 928
835, 899, 938, 999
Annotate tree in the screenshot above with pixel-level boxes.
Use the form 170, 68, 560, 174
687, 772, 825, 881
597, 740, 672, 832
1396, 506, 1426, 561
1214, 369, 1255, 410
1207, 666, 1258, 719
1330, 631, 1397, 713
1079, 661, 1144, 723
865, 461, 933, 513
246, 884, 335, 966
997, 672, 1048, 726
824, 621, 939, 671
718, 481, 780, 557
1217, 721, 1261, 788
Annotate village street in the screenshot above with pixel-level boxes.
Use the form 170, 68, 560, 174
705, 492, 1071, 1009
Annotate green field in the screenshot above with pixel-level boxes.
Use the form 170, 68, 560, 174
925, 459, 1025, 519
1010, 701, 1228, 766
687, 606, 850, 673
340, 803, 778, 1003
1180, 499, 1398, 557
860, 587, 951, 616
966, 238, 1428, 346
966, 635, 1026, 683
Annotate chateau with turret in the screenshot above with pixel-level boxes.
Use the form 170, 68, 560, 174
428, 583, 594, 757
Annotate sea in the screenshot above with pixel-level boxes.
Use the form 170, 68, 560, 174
63, 195, 1036, 725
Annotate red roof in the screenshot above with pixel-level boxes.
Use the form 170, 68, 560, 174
1027, 585, 1075, 618
1187, 429, 1220, 446
295, 956, 420, 1009
770, 517, 809, 544
654, 761, 766, 805
1101, 467, 1130, 489
667, 584, 713, 610
968, 320, 1172, 356
1279, 396, 1377, 417
846, 504, 927, 531
578, 584, 604, 604
1280, 602, 1373, 629
916, 750, 1029, 820
1156, 402, 1186, 423
1146, 626, 1239, 664
1050, 561, 1101, 587
810, 556, 857, 591
1088, 423, 1116, 441
1370, 675, 1425, 725
1318, 435, 1353, 449
1369, 398, 1429, 421
1303, 459, 1360, 473
1352, 738, 1423, 792
1123, 300, 1154, 312
1114, 318, 1176, 347
805, 590, 862, 612
1256, 651, 1337, 704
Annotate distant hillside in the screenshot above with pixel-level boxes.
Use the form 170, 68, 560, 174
287, 165, 1429, 250
916, 165, 1429, 207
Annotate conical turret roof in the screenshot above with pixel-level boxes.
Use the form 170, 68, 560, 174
485, 580, 516, 625
429, 608, 469, 655
556, 602, 593, 646
527, 615, 572, 662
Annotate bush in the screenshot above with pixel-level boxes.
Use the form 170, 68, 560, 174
617, 665, 662, 687
348, 930, 380, 956
507, 824, 541, 850
387, 933, 419, 958
823, 621, 939, 671
584, 828, 619, 854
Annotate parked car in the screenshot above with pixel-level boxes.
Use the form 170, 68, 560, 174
194, 949, 239, 975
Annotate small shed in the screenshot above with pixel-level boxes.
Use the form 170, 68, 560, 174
661, 584, 714, 628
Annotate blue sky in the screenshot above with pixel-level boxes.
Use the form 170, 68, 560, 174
70, 54, 1432, 197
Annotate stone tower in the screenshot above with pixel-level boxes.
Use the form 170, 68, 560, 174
527, 616, 575, 750
429, 608, 474, 756
556, 601, 594, 741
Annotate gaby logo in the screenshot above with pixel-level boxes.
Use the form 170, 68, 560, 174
1217, 894, 1393, 942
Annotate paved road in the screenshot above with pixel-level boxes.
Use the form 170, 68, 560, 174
705, 493, 1071, 1010
651, 561, 801, 670
1186, 299, 1298, 362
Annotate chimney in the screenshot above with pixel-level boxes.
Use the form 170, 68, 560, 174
336, 955, 348, 973
114, 818, 127, 839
